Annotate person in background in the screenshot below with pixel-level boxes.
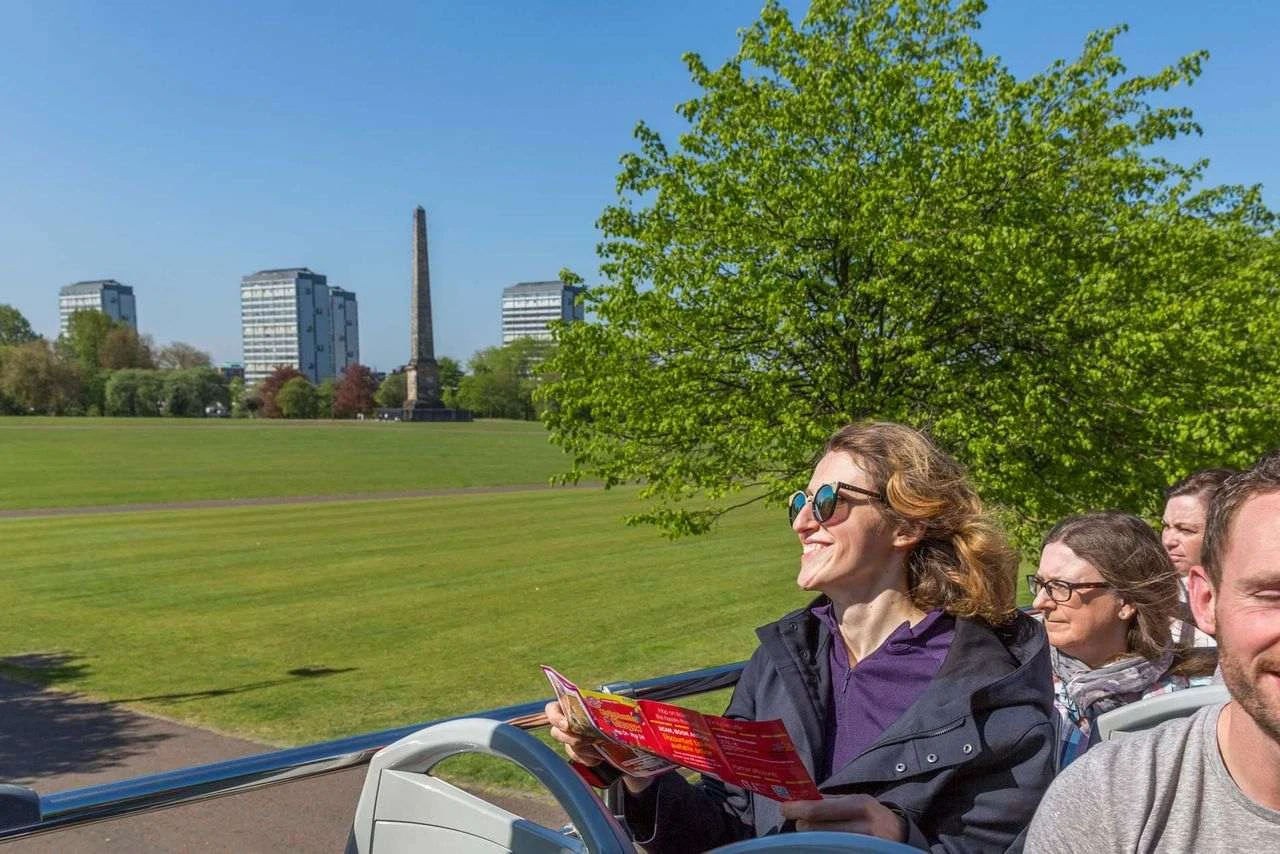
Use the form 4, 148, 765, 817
1163, 468, 1235, 647
1027, 457, 1280, 852
1030, 512, 1216, 767
1162, 469, 1236, 577
547, 421, 1055, 853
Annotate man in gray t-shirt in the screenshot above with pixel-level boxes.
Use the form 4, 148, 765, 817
1027, 703, 1280, 852
1028, 456, 1280, 853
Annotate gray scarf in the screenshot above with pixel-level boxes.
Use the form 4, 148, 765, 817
1051, 646, 1175, 728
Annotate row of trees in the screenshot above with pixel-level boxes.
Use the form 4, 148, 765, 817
2, 303, 556, 420
0, 306, 225, 416
244, 338, 553, 420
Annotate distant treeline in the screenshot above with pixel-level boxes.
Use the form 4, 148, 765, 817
0, 305, 554, 420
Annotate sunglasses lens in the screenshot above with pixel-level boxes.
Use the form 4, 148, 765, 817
812, 484, 838, 522
788, 492, 807, 524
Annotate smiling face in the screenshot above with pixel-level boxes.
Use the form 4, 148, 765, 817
1033, 541, 1133, 668
1162, 493, 1210, 576
791, 451, 908, 600
1190, 491, 1280, 746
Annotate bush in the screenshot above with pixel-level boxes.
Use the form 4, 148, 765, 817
277, 376, 320, 419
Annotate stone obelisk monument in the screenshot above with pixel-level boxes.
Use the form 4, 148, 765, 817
402, 206, 470, 422
404, 206, 442, 415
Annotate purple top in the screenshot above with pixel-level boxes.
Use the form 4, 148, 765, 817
813, 603, 956, 776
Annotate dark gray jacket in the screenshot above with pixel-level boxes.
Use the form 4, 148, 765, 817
623, 603, 1055, 853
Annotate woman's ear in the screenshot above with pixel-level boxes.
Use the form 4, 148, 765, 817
892, 521, 925, 550
1117, 601, 1135, 621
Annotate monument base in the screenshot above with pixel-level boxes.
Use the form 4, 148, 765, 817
374, 406, 473, 422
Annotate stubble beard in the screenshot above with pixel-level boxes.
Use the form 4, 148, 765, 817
1219, 636, 1280, 747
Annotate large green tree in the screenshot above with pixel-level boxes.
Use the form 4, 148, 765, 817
542, 0, 1280, 543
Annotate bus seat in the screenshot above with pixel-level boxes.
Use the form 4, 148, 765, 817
1095, 684, 1229, 740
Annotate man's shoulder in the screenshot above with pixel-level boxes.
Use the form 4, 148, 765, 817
1028, 705, 1223, 852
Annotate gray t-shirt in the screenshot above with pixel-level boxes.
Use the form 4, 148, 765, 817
1027, 703, 1280, 853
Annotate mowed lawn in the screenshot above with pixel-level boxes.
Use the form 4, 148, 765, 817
0, 488, 805, 750
0, 417, 571, 509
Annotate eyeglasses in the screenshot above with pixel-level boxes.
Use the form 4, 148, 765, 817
1026, 575, 1112, 604
788, 481, 885, 525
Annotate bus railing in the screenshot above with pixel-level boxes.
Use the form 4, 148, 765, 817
0, 660, 746, 842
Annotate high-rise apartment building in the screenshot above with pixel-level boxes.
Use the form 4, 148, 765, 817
58, 279, 137, 337
500, 280, 584, 344
329, 286, 360, 376
240, 268, 335, 388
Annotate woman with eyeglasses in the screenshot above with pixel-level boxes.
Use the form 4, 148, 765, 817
546, 421, 1055, 852
1030, 512, 1217, 767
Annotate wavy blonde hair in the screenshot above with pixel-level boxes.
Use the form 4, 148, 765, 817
824, 422, 1018, 624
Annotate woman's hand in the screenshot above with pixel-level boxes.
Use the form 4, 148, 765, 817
780, 794, 906, 842
543, 700, 655, 795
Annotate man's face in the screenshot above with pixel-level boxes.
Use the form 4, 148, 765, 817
1189, 491, 1280, 744
1162, 493, 1209, 577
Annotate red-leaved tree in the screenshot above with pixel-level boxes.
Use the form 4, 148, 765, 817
257, 366, 305, 418
332, 364, 379, 418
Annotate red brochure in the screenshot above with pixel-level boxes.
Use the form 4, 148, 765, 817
542, 665, 821, 802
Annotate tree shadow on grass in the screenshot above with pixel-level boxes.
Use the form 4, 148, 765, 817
108, 666, 358, 705
0, 653, 357, 787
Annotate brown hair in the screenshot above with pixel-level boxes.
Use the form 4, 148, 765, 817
1201, 453, 1280, 587
1165, 468, 1236, 502
1042, 512, 1181, 662
823, 422, 1018, 624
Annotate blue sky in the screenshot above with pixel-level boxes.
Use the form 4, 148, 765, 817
1, 1, 1276, 371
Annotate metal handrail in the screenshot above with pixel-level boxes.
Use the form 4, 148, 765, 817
1, 660, 746, 842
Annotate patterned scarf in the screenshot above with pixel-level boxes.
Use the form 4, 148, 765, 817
1051, 646, 1175, 737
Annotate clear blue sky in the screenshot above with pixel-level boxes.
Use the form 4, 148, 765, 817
1, 1, 1276, 371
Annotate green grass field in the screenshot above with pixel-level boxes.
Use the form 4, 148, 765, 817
0, 488, 799, 740
0, 417, 570, 509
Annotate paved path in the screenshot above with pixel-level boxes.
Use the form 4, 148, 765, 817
0, 482, 591, 520
0, 678, 568, 852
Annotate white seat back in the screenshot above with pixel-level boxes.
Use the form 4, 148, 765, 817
1095, 684, 1229, 740
347, 718, 632, 854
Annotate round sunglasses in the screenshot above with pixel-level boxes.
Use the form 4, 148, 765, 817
788, 481, 886, 525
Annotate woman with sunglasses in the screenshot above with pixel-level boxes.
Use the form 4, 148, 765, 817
1030, 512, 1217, 767
546, 421, 1055, 852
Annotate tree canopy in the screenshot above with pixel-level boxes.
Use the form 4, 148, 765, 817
277, 376, 321, 419
0, 305, 38, 347
542, 0, 1280, 544
156, 341, 212, 370
456, 338, 549, 420
375, 371, 407, 409
0, 339, 82, 415
333, 364, 379, 418
60, 310, 116, 372
256, 366, 306, 418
